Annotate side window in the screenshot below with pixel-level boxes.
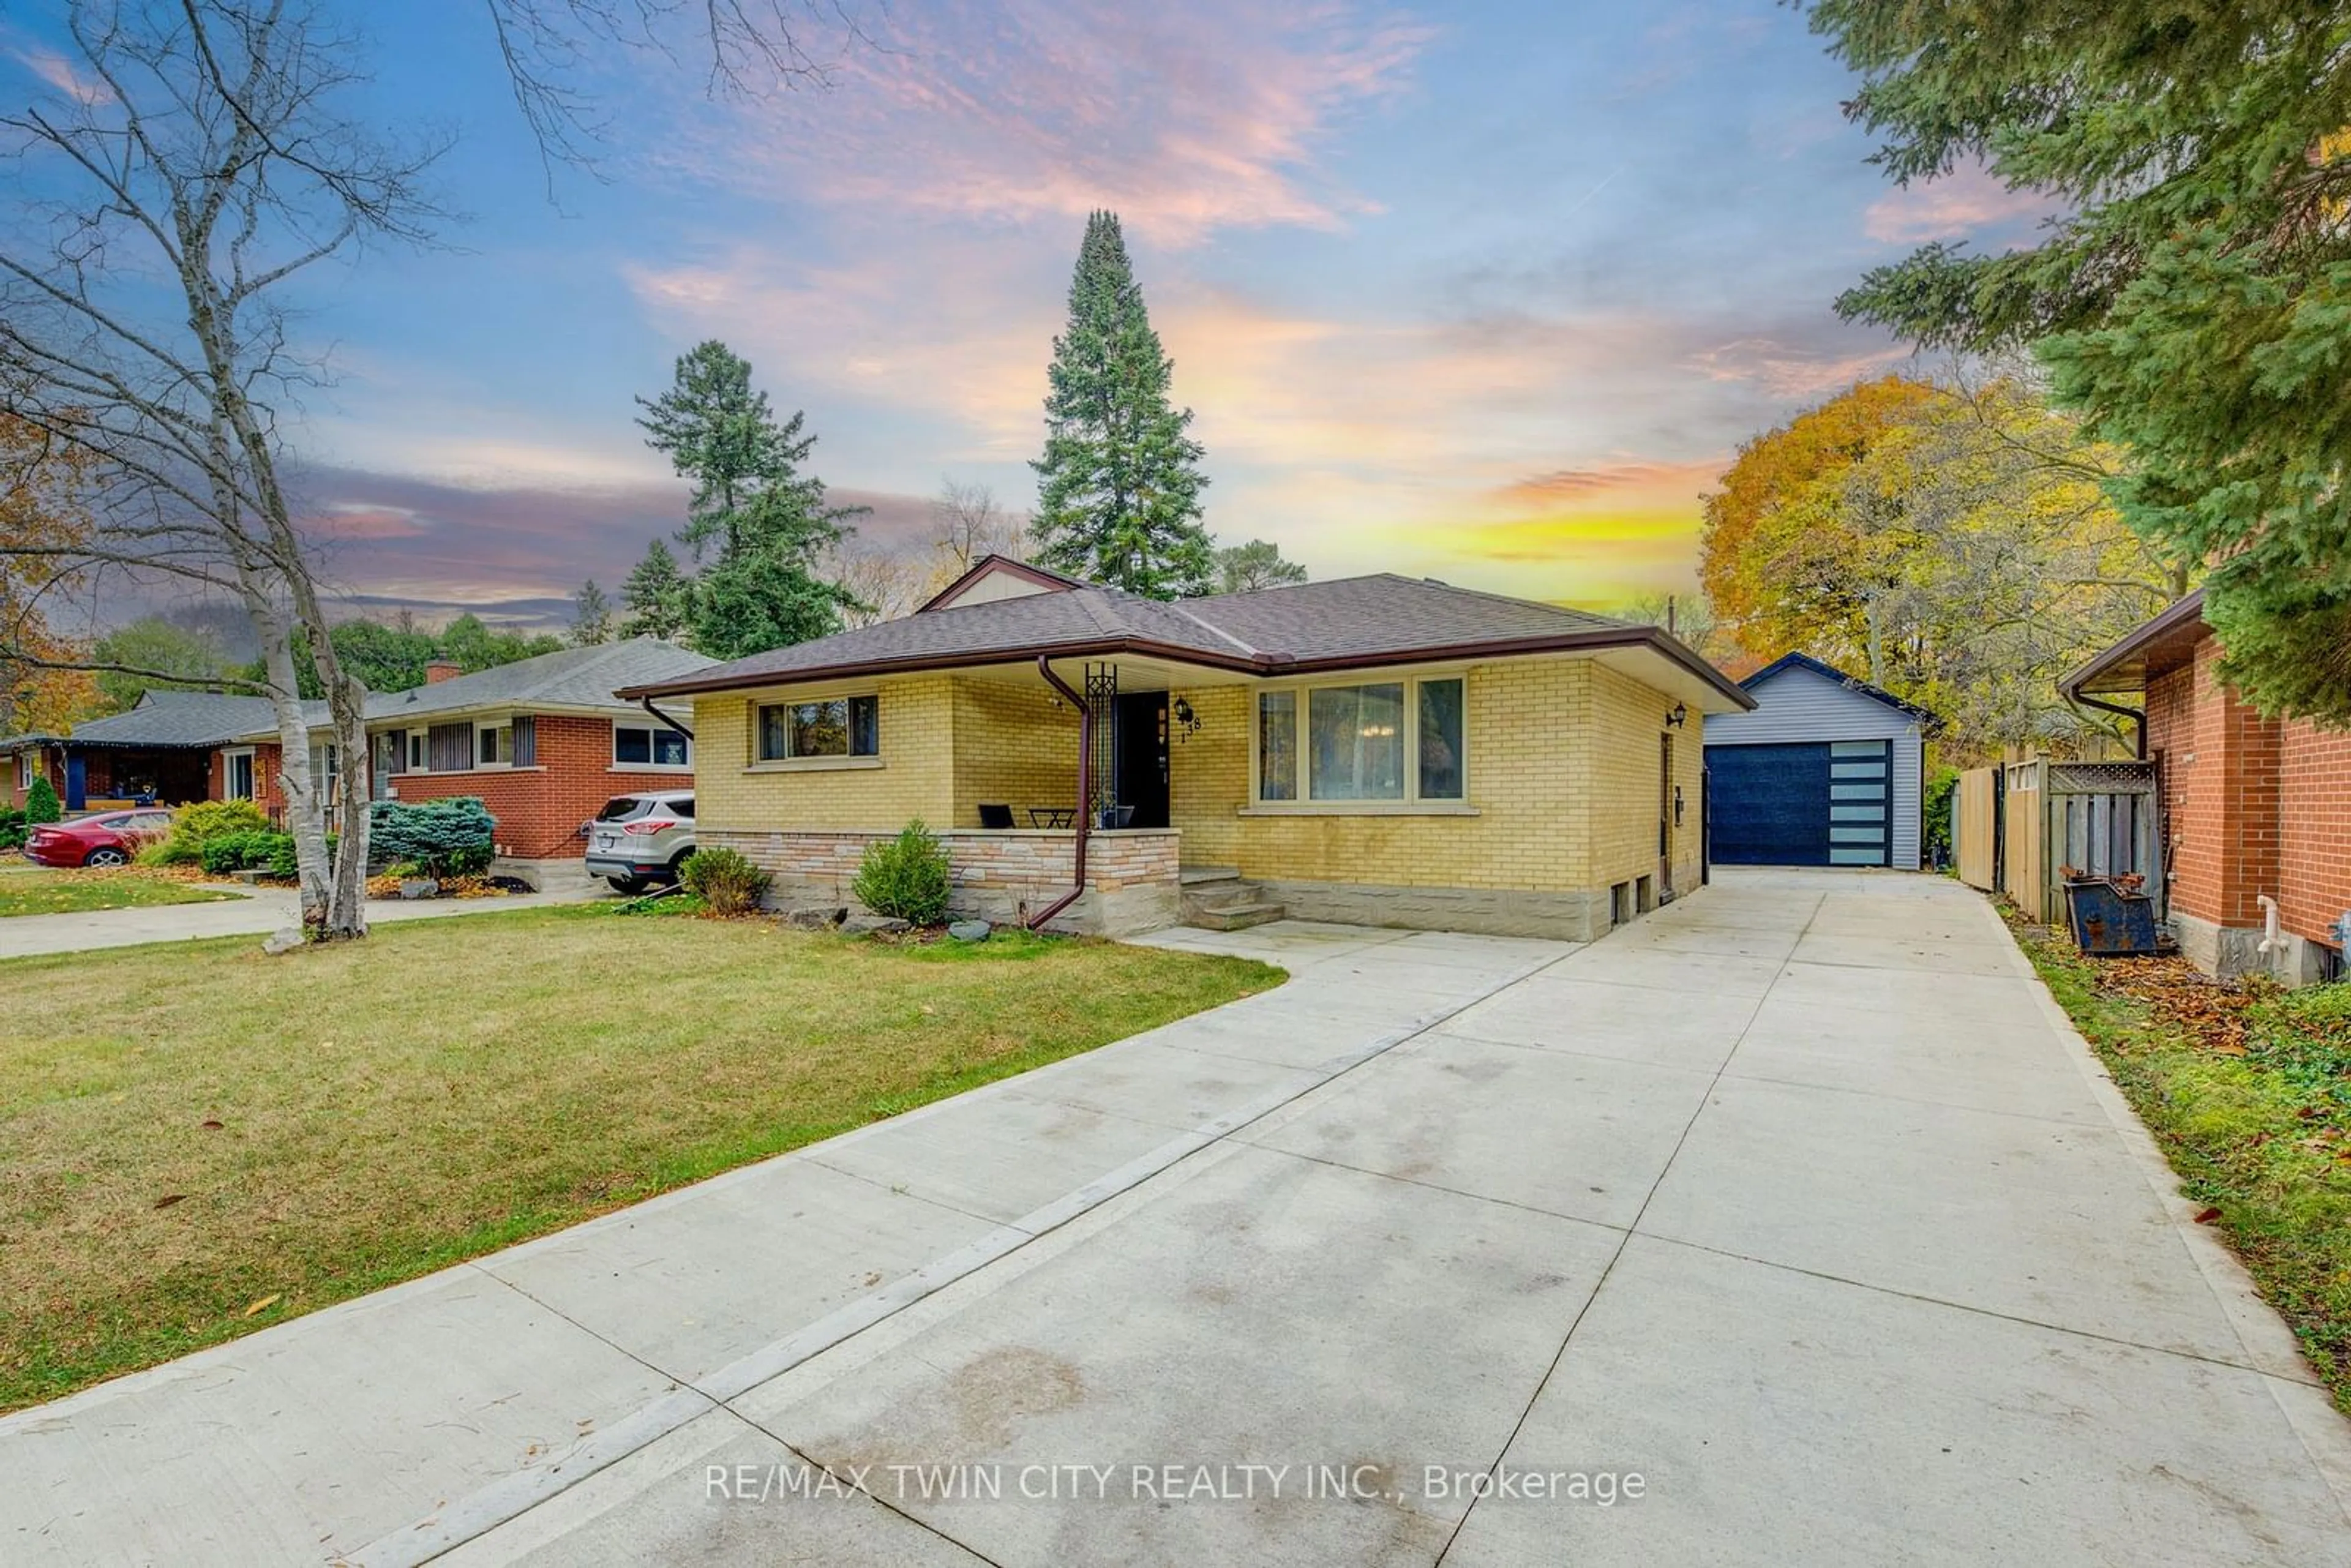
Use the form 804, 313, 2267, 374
673, 797, 694, 819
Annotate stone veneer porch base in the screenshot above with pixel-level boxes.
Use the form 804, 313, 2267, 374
700, 827, 1180, 939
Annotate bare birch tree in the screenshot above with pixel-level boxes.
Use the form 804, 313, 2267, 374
0, 0, 446, 939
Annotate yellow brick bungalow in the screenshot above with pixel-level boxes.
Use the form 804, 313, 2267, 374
620, 558, 1754, 939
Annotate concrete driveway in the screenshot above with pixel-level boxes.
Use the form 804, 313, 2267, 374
4, 871, 2346, 1565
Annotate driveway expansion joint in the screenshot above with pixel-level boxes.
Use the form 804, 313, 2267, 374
344, 935, 1577, 1566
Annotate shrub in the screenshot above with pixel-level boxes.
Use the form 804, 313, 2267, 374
158, 799, 269, 865
24, 776, 61, 825
1923, 766, 1960, 869
200, 830, 295, 877
681, 846, 769, 915
369, 797, 495, 877
0, 805, 24, 851
266, 835, 306, 880
852, 820, 953, 926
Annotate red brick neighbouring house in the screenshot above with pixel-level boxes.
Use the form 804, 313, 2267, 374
2065, 590, 2351, 984
225, 637, 712, 885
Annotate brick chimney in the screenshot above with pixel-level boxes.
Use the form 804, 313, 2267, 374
424, 659, 462, 685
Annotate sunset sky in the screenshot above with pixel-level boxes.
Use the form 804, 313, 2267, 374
11, 0, 2052, 628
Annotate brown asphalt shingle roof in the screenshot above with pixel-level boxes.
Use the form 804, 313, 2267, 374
620, 569, 1751, 707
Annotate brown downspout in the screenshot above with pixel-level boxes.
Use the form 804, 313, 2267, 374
1030, 655, 1092, 931
2071, 692, 2146, 759
638, 696, 694, 740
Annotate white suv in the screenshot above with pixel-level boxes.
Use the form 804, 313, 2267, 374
584, 789, 695, 893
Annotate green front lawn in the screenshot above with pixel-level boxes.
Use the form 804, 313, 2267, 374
2004, 908, 2351, 1416
0, 910, 1279, 1412
0, 865, 234, 918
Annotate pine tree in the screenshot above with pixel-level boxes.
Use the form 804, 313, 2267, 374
637, 340, 789, 564
1030, 212, 1212, 599
1813, 1, 2351, 722
571, 579, 613, 645
1212, 539, 1307, 595
619, 539, 694, 642
634, 342, 869, 659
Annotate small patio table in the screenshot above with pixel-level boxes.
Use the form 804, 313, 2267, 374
1027, 806, 1077, 828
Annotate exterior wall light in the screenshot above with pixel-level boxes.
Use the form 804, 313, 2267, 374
1666, 702, 1688, 729
1172, 696, 1202, 742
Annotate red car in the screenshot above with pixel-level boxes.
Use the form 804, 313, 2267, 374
24, 808, 179, 868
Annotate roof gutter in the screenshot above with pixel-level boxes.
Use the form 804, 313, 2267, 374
616, 626, 1756, 710
2059, 587, 2207, 697
1028, 655, 1092, 933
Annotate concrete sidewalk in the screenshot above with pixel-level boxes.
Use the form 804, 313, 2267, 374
4, 874, 2347, 1566
0, 881, 607, 959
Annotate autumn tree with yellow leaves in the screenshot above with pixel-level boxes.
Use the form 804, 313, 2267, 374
1700, 374, 2188, 762
0, 413, 100, 735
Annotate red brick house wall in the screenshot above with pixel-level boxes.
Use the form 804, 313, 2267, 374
8, 747, 60, 809
2279, 720, 2351, 947
2146, 631, 2351, 952
236, 714, 685, 861
369, 715, 686, 861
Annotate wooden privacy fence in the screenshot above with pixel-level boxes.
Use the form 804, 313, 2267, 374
1951, 759, 2162, 925
1955, 768, 1998, 890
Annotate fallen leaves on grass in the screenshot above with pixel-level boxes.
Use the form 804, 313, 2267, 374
242, 1294, 281, 1317
2087, 953, 2262, 1056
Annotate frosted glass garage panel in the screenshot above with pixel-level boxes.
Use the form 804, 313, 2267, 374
1828, 846, 1886, 865
1829, 825, 1885, 843
1830, 783, 1884, 801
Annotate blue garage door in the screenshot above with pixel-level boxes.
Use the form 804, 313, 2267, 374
1705, 740, 1891, 867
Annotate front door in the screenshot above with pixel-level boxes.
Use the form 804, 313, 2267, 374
1112, 691, 1170, 830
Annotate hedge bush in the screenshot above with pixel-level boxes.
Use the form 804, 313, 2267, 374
851, 820, 953, 926
0, 805, 24, 851
200, 830, 295, 877
681, 846, 768, 915
24, 776, 60, 825
152, 798, 270, 865
368, 797, 495, 877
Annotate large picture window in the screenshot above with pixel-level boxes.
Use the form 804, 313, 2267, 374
757, 695, 879, 762
1254, 675, 1466, 807
1307, 682, 1404, 801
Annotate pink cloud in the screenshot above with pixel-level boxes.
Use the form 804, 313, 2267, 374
1863, 162, 2057, 244
8, 43, 111, 105
1690, 337, 1915, 399
669, 1, 1430, 245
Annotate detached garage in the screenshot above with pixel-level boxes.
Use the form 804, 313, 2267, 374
1704, 653, 1938, 869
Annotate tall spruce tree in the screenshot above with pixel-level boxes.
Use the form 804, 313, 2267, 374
1030, 212, 1213, 599
1813, 1, 2351, 722
571, 579, 613, 645
637, 340, 790, 565
619, 538, 694, 642
636, 342, 866, 659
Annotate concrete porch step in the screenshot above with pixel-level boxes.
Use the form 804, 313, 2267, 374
1181, 869, 1284, 931
1189, 901, 1287, 931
